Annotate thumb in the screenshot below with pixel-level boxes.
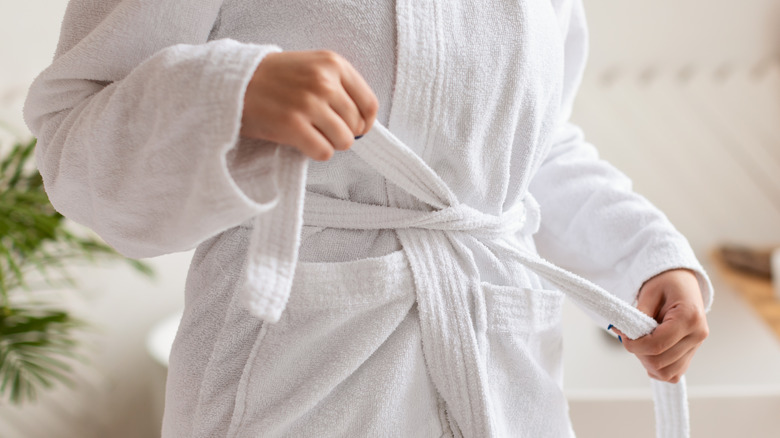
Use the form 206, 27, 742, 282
636, 284, 664, 323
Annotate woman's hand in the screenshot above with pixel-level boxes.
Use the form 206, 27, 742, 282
240, 50, 379, 161
611, 269, 709, 383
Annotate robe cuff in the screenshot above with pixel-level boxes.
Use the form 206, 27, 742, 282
613, 237, 715, 320
210, 41, 312, 323
217, 41, 287, 215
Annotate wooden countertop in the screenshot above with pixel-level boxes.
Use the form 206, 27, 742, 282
710, 250, 780, 340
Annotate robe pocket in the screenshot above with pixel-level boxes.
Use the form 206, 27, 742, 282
289, 248, 414, 311
480, 283, 570, 435
481, 282, 565, 334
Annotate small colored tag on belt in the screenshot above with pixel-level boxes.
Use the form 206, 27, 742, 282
607, 324, 622, 343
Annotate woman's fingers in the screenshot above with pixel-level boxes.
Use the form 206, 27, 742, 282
615, 317, 704, 383
310, 102, 357, 152
241, 49, 379, 160
644, 347, 697, 384
612, 269, 709, 384
655, 348, 697, 383
339, 58, 379, 135
636, 334, 697, 372
620, 315, 689, 356
287, 115, 336, 161
327, 85, 365, 136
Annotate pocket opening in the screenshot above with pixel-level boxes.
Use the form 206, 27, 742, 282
481, 282, 565, 334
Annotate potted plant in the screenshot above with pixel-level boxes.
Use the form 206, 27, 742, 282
0, 135, 154, 404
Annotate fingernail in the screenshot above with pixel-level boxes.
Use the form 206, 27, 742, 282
618, 336, 623, 343
607, 324, 614, 331
354, 135, 363, 140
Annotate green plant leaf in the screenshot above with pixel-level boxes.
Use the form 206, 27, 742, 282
0, 307, 85, 404
0, 134, 156, 404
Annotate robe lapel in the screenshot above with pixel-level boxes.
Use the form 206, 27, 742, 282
387, 0, 441, 161
383, 3, 497, 435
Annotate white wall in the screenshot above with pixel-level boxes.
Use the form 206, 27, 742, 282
575, 0, 780, 253
583, 0, 780, 80
0, 1, 65, 140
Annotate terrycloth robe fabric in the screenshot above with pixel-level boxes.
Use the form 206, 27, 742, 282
24, 0, 714, 437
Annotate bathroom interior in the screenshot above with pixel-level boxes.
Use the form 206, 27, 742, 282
1, 0, 780, 437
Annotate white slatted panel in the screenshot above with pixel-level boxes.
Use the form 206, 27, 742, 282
572, 1, 780, 254
583, 0, 780, 81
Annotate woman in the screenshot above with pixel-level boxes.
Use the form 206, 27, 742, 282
24, 0, 712, 436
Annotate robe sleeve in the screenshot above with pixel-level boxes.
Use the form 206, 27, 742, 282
528, 0, 714, 323
22, 0, 290, 259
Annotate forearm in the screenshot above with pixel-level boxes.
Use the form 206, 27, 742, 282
24, 0, 287, 258
528, 122, 714, 321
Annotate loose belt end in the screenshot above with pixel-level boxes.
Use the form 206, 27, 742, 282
240, 212, 301, 324
240, 147, 309, 324
242, 259, 289, 324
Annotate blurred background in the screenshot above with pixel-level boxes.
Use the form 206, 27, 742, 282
1, 1, 779, 437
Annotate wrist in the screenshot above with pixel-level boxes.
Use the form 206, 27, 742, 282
639, 268, 704, 310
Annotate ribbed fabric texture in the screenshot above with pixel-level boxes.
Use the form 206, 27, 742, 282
23, 0, 712, 436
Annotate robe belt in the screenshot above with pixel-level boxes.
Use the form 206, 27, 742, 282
241, 121, 690, 438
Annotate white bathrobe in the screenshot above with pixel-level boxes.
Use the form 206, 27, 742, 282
24, 0, 714, 437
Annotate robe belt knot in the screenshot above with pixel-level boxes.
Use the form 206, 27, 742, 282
242, 121, 691, 438
302, 190, 542, 239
